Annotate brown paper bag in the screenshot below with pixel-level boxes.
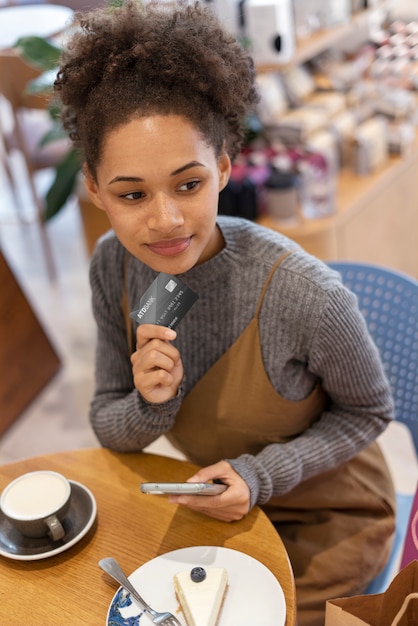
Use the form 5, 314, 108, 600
325, 560, 418, 626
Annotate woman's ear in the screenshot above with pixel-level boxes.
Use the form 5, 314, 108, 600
218, 150, 232, 193
83, 165, 105, 211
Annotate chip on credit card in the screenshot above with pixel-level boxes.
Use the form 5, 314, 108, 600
129, 273, 199, 330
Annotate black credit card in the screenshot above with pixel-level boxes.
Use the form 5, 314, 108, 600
129, 273, 198, 330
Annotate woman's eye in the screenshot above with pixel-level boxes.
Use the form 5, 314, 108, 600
120, 191, 144, 200
179, 180, 200, 192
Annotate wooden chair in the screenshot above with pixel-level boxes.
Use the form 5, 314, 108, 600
0, 249, 61, 434
0, 49, 71, 279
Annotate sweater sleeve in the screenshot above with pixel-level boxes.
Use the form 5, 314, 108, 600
88, 242, 184, 451
229, 284, 394, 508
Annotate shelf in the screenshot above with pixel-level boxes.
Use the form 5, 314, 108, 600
258, 140, 418, 238
257, 141, 418, 276
253, 2, 418, 276
337, 144, 418, 220
256, 6, 387, 72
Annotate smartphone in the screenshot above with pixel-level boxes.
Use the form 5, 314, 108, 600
139, 481, 227, 496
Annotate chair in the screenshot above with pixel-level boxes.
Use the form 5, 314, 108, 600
0, 49, 71, 279
327, 261, 418, 593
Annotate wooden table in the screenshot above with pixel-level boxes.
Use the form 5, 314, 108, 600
0, 448, 296, 625
0, 4, 73, 49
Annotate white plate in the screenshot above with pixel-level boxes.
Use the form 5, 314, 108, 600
0, 480, 96, 561
106, 545, 286, 626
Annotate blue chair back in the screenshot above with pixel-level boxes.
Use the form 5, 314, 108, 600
327, 262, 418, 453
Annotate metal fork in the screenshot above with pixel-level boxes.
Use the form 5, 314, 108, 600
99, 556, 183, 626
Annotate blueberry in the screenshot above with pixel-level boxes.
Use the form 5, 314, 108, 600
190, 566, 206, 582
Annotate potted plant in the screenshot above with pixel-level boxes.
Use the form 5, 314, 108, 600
14, 6, 125, 253
15, 35, 82, 221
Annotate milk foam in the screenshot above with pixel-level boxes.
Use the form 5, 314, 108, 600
2, 473, 69, 519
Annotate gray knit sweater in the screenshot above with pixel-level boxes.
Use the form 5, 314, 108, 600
89, 216, 394, 508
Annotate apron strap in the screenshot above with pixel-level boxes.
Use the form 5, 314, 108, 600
254, 250, 295, 319
122, 248, 295, 351
121, 250, 134, 355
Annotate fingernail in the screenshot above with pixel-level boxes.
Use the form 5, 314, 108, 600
165, 329, 176, 340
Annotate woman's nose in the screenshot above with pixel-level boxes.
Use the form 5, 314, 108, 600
147, 193, 184, 231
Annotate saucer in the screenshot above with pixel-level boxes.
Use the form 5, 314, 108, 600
0, 480, 97, 561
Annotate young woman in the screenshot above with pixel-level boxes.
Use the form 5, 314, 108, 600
54, 2, 395, 624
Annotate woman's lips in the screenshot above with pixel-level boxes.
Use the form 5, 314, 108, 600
147, 237, 191, 256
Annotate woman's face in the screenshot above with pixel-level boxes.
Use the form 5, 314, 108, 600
85, 114, 231, 274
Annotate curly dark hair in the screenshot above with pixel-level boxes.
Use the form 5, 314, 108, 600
54, 0, 259, 178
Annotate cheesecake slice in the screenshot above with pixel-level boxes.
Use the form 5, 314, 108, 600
173, 566, 228, 626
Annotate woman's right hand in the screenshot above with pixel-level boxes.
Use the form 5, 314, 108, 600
130, 324, 183, 403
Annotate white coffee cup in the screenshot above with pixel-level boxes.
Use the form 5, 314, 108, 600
0, 470, 71, 541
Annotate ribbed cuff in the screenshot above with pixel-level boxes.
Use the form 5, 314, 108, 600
227, 454, 274, 509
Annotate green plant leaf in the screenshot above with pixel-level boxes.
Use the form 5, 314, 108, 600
26, 69, 58, 95
244, 112, 263, 145
45, 149, 82, 220
15, 36, 62, 71
39, 124, 69, 147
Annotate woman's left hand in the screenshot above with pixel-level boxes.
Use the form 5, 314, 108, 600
168, 460, 250, 522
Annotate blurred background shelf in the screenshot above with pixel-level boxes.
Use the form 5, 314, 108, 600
257, 5, 387, 72
258, 140, 418, 275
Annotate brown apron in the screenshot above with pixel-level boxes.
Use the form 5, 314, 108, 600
166, 253, 396, 626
